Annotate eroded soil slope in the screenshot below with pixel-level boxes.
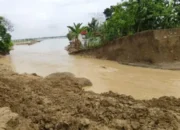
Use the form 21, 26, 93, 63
72, 28, 180, 70
0, 63, 180, 130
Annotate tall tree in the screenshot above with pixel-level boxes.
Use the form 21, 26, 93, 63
88, 18, 98, 32
103, 6, 114, 20
0, 16, 13, 32
0, 16, 13, 54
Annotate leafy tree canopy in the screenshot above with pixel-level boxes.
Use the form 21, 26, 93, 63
67, 0, 180, 49
0, 16, 13, 54
102, 0, 180, 41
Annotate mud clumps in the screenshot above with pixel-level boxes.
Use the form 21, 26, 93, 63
0, 65, 180, 130
0, 107, 18, 130
45, 72, 92, 88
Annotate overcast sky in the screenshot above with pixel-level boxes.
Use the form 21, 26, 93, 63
0, 0, 121, 39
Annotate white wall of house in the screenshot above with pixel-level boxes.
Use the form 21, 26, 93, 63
78, 34, 86, 46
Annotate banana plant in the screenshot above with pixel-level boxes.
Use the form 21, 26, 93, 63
67, 23, 87, 49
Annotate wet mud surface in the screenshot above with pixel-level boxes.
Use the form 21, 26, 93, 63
0, 63, 180, 130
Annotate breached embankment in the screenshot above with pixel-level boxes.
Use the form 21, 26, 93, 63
0, 56, 180, 130
71, 28, 180, 70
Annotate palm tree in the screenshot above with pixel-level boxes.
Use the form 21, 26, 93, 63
67, 23, 84, 49
67, 23, 83, 39
88, 18, 99, 33
87, 18, 102, 37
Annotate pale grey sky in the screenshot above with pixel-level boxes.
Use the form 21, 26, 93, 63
0, 0, 121, 39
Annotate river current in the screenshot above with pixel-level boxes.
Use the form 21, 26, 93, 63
10, 38, 180, 99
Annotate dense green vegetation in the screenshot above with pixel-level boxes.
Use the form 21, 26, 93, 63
103, 0, 180, 41
0, 16, 13, 54
67, 0, 180, 49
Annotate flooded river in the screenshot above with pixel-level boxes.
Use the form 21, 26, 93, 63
10, 38, 180, 99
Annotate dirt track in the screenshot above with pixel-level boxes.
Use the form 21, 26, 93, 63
0, 57, 180, 130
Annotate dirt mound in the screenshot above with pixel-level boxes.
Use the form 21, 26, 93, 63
45, 72, 92, 87
0, 64, 180, 130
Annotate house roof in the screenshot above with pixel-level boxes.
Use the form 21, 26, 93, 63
80, 30, 87, 35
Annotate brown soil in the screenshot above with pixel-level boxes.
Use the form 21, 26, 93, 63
0, 57, 180, 130
71, 28, 180, 70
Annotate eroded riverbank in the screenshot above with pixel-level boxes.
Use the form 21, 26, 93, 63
72, 28, 180, 70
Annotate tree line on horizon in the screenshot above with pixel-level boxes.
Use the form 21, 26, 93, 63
67, 0, 180, 49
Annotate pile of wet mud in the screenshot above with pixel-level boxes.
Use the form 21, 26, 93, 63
0, 64, 180, 130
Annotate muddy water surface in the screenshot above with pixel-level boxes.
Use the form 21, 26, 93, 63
10, 38, 180, 99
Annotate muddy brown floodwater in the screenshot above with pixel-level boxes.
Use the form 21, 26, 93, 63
10, 38, 180, 99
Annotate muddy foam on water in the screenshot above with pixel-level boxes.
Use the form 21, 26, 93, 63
9, 38, 180, 99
